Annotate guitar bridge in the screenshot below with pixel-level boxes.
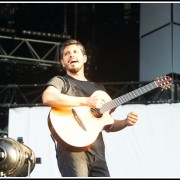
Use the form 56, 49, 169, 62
72, 108, 87, 131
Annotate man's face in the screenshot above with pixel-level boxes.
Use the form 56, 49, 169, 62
61, 44, 87, 73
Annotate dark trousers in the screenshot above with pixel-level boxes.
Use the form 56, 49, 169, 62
56, 143, 110, 177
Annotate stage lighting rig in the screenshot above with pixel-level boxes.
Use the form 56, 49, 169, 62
0, 136, 37, 177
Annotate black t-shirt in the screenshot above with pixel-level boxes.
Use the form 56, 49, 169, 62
46, 74, 107, 159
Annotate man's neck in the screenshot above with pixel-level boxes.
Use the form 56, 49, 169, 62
67, 72, 87, 81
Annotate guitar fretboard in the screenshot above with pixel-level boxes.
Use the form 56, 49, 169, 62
100, 81, 157, 113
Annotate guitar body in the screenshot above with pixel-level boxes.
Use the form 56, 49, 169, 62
48, 90, 114, 152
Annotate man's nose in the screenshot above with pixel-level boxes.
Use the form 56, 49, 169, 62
69, 52, 75, 57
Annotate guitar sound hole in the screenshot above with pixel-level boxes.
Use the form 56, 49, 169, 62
90, 108, 103, 118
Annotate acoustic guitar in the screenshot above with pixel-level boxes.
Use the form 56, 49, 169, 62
48, 76, 173, 151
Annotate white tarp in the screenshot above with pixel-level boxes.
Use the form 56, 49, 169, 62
8, 103, 180, 178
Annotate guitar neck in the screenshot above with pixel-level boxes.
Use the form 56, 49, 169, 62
100, 81, 158, 113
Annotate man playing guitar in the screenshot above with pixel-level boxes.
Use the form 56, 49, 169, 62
42, 39, 139, 177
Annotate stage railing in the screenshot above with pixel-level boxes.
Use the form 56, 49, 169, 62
0, 80, 179, 136
0, 80, 179, 108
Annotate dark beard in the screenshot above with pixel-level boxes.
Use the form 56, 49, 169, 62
69, 67, 79, 73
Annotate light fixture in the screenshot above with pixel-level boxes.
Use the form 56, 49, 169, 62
22, 30, 71, 39
0, 136, 36, 177
0, 27, 16, 34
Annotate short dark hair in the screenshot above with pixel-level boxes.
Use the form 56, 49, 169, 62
60, 39, 86, 59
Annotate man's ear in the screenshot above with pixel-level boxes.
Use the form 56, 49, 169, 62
83, 55, 87, 63
61, 59, 65, 67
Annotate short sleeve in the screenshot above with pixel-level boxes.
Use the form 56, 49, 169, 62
46, 76, 67, 93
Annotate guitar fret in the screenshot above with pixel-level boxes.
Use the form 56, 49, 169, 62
128, 92, 133, 99
150, 82, 155, 89
131, 91, 136, 97
139, 88, 143, 94
121, 95, 127, 103
141, 86, 146, 93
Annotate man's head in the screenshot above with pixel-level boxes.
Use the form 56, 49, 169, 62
60, 39, 87, 74
60, 39, 86, 59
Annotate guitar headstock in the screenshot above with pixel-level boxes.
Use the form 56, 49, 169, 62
155, 76, 173, 90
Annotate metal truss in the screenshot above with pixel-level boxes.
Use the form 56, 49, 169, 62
0, 35, 180, 136
0, 81, 179, 108
0, 35, 61, 67
0, 80, 179, 136
0, 84, 44, 108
